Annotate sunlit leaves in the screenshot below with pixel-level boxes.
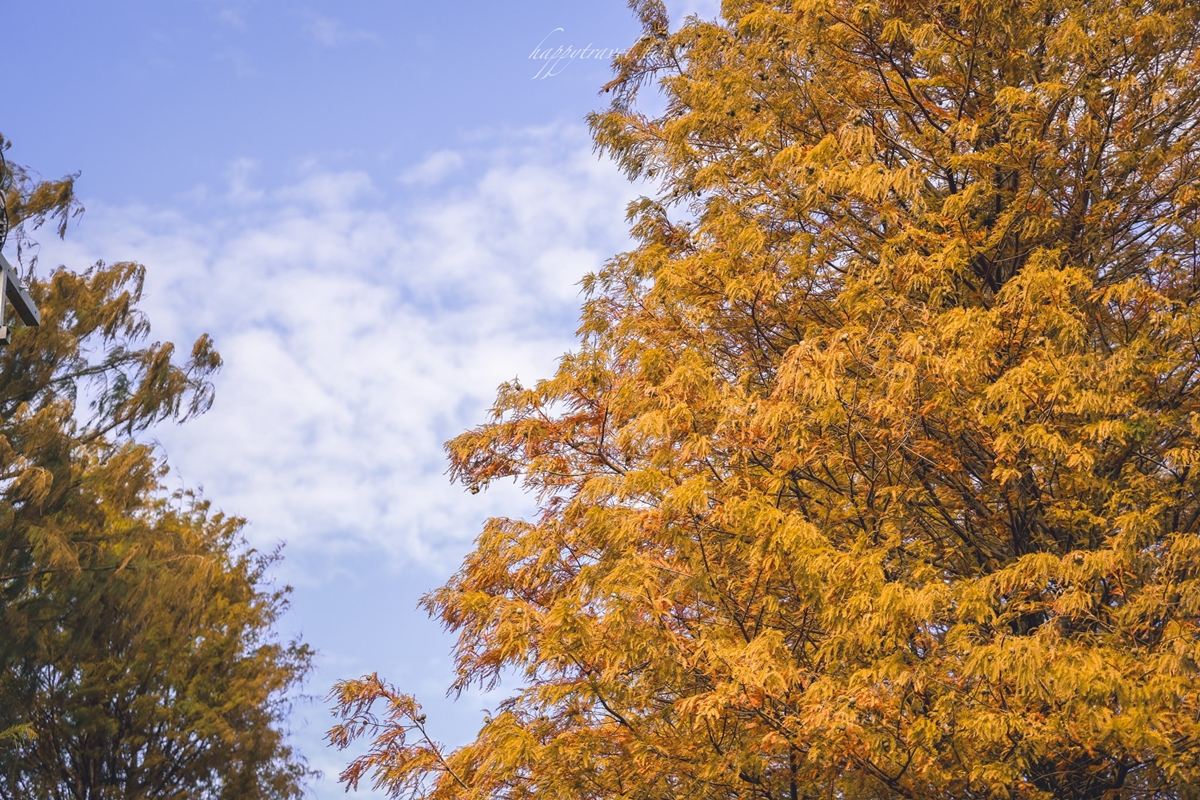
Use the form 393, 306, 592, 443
334, 1, 1200, 798
0, 142, 313, 800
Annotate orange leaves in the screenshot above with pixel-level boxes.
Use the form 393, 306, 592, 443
327, 677, 472, 798
336, 0, 1200, 797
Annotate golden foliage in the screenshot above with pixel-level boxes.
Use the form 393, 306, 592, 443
332, 1, 1200, 797
0, 138, 313, 799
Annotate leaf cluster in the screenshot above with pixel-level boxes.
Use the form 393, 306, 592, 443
331, 2, 1200, 798
0, 139, 314, 800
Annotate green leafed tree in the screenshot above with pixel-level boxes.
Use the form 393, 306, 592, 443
331, 0, 1200, 798
0, 139, 314, 799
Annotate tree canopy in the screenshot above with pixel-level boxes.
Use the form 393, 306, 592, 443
331, 0, 1200, 798
0, 139, 314, 799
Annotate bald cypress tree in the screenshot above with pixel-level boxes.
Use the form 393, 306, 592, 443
332, 2, 1200, 797
0, 140, 314, 799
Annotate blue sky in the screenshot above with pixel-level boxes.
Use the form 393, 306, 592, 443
5, 1, 719, 797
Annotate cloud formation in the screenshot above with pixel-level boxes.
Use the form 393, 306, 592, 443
38, 126, 639, 579
302, 12, 379, 47
399, 150, 465, 186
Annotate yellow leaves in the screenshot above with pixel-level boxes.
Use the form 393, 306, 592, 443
879, 17, 909, 45
939, 182, 990, 229
798, 133, 838, 170
662, 474, 710, 516
12, 464, 53, 507
345, 0, 1200, 797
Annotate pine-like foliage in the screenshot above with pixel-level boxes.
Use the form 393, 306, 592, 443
0, 141, 314, 799
330, 1, 1200, 797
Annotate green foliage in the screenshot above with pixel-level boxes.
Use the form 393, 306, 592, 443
332, 1, 1200, 798
0, 138, 314, 799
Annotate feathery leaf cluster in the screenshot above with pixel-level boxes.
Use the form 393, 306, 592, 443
0, 139, 314, 800
331, 1, 1200, 798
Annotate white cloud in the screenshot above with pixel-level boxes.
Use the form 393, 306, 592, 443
216, 8, 246, 30
36, 126, 644, 799
224, 157, 266, 203
400, 150, 465, 186
302, 12, 379, 47
213, 47, 257, 79
38, 126, 640, 579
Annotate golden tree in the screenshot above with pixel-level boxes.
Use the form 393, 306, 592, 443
0, 141, 314, 799
331, 1, 1200, 797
